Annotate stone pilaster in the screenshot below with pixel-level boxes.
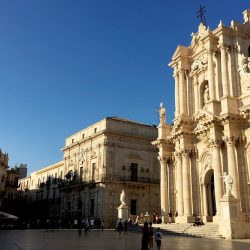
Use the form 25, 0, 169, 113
219, 43, 230, 97
207, 49, 216, 101
175, 152, 184, 216
159, 157, 168, 221
211, 139, 223, 216
182, 150, 192, 217
194, 75, 199, 113
179, 69, 187, 114
174, 69, 180, 116
224, 136, 240, 199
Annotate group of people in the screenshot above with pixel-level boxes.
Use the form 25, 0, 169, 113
78, 217, 104, 235
141, 222, 162, 250
116, 218, 133, 235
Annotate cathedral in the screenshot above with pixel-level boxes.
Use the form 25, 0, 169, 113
153, 10, 250, 238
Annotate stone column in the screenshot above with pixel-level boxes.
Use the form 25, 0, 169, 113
203, 184, 208, 216
207, 49, 215, 101
175, 152, 184, 216
174, 69, 180, 116
211, 139, 223, 215
160, 158, 168, 219
182, 151, 192, 216
194, 75, 199, 113
224, 137, 239, 198
220, 44, 230, 97
179, 69, 187, 114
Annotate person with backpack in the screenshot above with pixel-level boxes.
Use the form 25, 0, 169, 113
154, 227, 163, 250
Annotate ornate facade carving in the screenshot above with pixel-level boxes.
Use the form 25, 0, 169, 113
158, 10, 250, 238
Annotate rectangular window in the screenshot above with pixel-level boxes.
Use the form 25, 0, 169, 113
130, 163, 138, 182
131, 199, 137, 215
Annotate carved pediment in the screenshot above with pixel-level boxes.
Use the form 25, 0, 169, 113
190, 23, 209, 47
190, 55, 208, 76
171, 45, 191, 61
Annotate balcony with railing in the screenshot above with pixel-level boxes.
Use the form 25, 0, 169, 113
57, 173, 159, 191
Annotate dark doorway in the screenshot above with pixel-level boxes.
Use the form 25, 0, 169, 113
204, 169, 216, 217
131, 199, 137, 215
90, 199, 94, 216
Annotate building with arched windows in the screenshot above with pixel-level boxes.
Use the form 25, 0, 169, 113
153, 10, 250, 239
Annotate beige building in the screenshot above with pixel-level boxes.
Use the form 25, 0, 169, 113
0, 149, 8, 208
19, 117, 160, 227
153, 10, 250, 238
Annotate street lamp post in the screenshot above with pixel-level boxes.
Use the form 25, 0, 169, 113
146, 168, 150, 212
122, 165, 126, 186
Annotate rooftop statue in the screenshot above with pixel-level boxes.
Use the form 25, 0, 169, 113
158, 102, 166, 125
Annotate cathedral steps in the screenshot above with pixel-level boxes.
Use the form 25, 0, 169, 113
152, 223, 223, 239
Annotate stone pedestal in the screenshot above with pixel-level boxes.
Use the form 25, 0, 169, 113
206, 101, 221, 115
220, 97, 238, 114
117, 204, 129, 221
218, 194, 242, 239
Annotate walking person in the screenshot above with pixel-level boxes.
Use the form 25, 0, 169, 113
84, 218, 89, 236
154, 228, 163, 250
141, 221, 150, 250
117, 219, 123, 236
123, 219, 128, 235
148, 222, 154, 249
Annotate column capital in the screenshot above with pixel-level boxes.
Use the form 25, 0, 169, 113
223, 136, 237, 145
158, 156, 166, 163
210, 138, 222, 148
237, 136, 246, 145
206, 48, 215, 55
174, 151, 182, 159
218, 42, 229, 50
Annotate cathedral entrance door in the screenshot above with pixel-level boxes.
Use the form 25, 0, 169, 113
203, 169, 216, 222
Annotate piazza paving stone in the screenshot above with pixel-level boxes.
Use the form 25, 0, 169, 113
0, 230, 250, 250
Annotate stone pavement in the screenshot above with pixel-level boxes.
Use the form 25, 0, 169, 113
0, 229, 250, 250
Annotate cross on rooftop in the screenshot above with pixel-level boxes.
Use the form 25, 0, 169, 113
197, 5, 206, 26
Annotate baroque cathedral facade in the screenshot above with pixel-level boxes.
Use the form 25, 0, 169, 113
153, 10, 250, 238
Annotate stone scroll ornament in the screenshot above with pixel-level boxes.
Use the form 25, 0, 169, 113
239, 54, 250, 75
222, 172, 233, 196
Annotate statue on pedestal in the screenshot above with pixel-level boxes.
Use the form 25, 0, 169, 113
222, 172, 233, 196
158, 102, 166, 125
120, 189, 126, 205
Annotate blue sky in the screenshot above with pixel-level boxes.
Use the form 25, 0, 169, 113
0, 0, 249, 174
